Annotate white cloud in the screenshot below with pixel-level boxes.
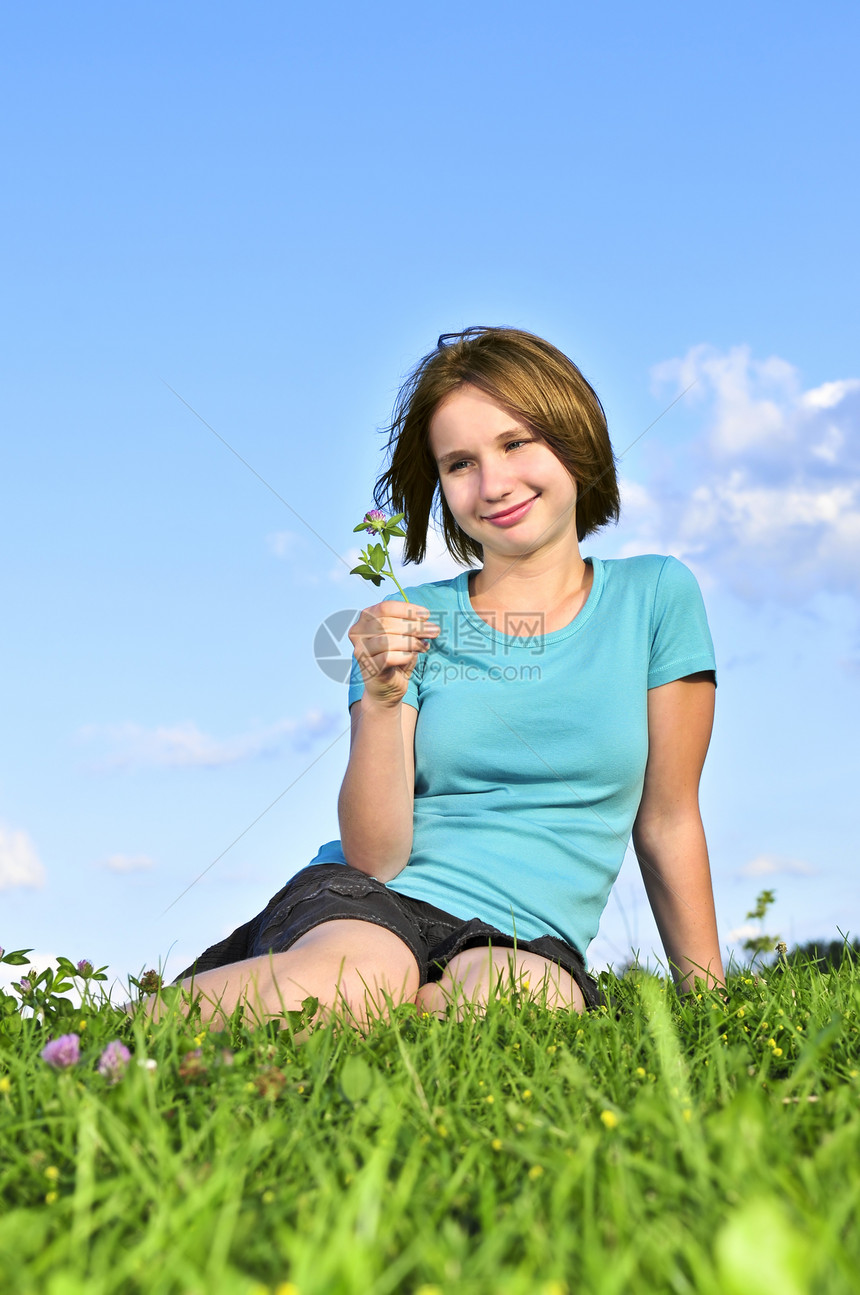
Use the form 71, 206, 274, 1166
653, 344, 800, 457
328, 545, 364, 586
80, 709, 342, 771
737, 853, 816, 879
267, 529, 303, 559
101, 853, 156, 873
618, 345, 860, 608
328, 529, 466, 594
801, 379, 860, 412
395, 529, 469, 586
727, 922, 764, 944
0, 823, 46, 891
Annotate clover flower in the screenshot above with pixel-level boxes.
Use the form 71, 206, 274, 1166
350, 510, 409, 601
137, 969, 162, 994
98, 1040, 131, 1084
361, 509, 388, 533
178, 1049, 207, 1083
254, 1065, 287, 1098
16, 978, 32, 994
76, 959, 94, 977
41, 1034, 81, 1069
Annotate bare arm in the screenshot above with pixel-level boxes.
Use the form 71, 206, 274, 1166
337, 600, 437, 882
631, 671, 725, 994
338, 699, 418, 881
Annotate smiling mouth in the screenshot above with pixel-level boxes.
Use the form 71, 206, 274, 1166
483, 494, 539, 522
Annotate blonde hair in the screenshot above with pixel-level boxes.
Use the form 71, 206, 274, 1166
374, 326, 621, 566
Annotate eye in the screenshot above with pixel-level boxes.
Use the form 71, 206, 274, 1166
506, 438, 533, 451
446, 459, 471, 473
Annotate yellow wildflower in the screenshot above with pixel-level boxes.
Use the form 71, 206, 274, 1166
600, 1109, 619, 1129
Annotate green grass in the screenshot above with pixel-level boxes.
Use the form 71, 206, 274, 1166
1, 953, 859, 1295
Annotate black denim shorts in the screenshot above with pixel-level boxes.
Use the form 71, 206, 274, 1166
178, 863, 604, 1010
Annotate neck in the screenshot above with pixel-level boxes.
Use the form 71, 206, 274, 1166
472, 535, 587, 606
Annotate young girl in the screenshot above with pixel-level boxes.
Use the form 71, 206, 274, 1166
175, 327, 723, 1026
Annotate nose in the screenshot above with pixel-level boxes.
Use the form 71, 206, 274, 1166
479, 457, 514, 503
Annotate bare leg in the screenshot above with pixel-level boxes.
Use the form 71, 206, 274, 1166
146, 919, 420, 1031
415, 946, 585, 1020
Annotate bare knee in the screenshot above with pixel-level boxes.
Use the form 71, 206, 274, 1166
417, 947, 585, 1018
154, 921, 421, 1031
286, 920, 421, 1026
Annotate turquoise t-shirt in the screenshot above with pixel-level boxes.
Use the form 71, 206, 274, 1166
311, 554, 717, 957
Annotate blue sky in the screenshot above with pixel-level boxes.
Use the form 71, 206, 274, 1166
2, 1, 858, 993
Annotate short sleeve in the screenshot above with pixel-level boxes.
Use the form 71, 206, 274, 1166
647, 556, 717, 689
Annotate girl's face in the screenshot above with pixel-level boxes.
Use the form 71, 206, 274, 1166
428, 384, 579, 558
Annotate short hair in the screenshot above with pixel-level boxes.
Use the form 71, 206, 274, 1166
373, 326, 621, 566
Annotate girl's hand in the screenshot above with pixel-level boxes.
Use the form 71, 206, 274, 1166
348, 601, 439, 707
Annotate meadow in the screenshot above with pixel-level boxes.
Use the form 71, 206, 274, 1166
1, 942, 858, 1295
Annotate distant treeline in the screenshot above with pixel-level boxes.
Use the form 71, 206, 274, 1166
777, 938, 860, 972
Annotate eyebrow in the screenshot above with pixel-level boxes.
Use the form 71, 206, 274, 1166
435, 427, 530, 468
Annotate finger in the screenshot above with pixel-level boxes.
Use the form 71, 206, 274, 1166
376, 602, 430, 616
355, 616, 440, 643
350, 616, 439, 647
352, 632, 435, 662
369, 602, 438, 628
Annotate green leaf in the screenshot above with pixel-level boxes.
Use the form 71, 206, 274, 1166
1, 951, 32, 966
387, 512, 404, 526
385, 525, 406, 538
353, 521, 371, 533
350, 564, 377, 578
369, 543, 386, 572
340, 1055, 374, 1103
